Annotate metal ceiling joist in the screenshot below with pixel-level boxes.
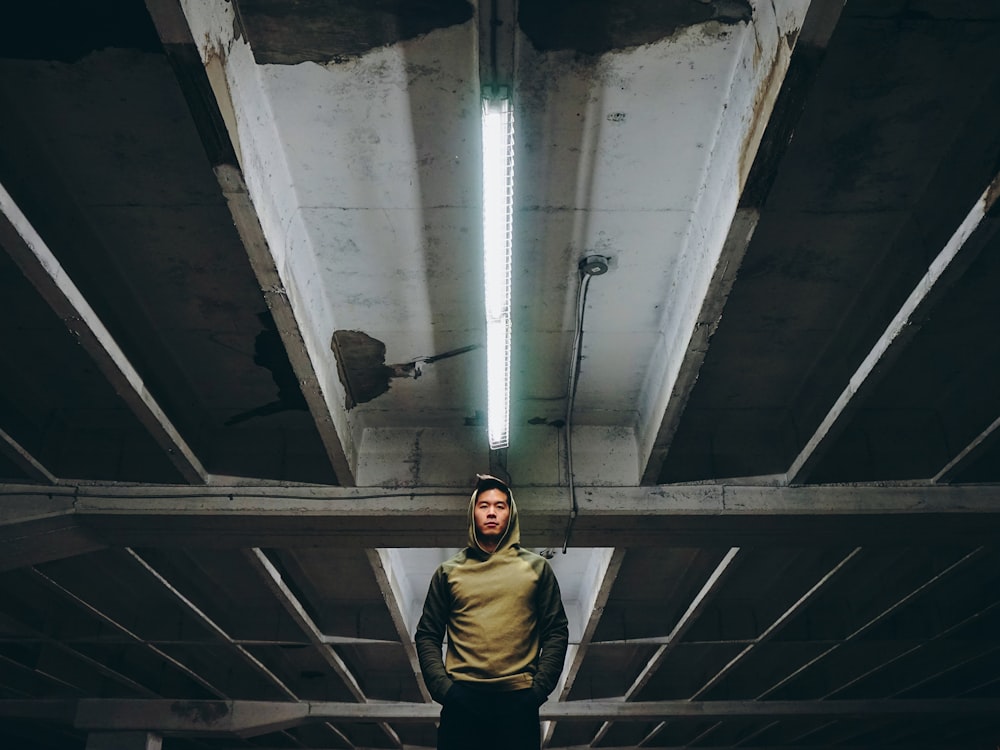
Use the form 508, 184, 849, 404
0, 183, 208, 485
787, 171, 1000, 484
125, 552, 345, 750
143, 0, 355, 486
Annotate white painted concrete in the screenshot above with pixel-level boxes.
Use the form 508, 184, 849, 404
179, 0, 810, 488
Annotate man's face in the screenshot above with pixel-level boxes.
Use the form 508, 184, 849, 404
473, 488, 510, 550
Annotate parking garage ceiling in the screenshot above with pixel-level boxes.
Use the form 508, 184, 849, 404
1, 1, 1000, 748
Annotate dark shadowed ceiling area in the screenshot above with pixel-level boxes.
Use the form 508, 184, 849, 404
1, 0, 1000, 748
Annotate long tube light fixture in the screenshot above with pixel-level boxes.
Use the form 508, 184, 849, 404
482, 87, 514, 450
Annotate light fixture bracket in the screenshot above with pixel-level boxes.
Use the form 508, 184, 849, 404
483, 84, 510, 101
579, 254, 610, 276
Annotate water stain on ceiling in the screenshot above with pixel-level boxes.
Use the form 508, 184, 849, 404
234, 0, 475, 64
233, 0, 751, 64
520, 0, 752, 55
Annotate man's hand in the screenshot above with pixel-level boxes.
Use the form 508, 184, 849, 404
443, 681, 477, 712
529, 686, 548, 706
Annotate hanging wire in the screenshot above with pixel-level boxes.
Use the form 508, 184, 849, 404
561, 265, 597, 553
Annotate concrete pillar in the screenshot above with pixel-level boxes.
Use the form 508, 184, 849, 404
86, 732, 162, 750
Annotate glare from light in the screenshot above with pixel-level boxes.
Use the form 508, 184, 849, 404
482, 93, 513, 450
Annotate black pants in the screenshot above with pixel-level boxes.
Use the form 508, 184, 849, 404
437, 685, 540, 750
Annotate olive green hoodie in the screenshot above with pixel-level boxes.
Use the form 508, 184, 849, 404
414, 476, 569, 704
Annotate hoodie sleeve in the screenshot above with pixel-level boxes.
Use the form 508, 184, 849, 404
414, 566, 454, 703
531, 561, 570, 700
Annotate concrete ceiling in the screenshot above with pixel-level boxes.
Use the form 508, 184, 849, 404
1, 0, 1000, 748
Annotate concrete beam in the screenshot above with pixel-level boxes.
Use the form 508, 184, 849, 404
245, 548, 367, 701
32, 482, 1000, 549
757, 547, 986, 700
0, 489, 103, 571
126, 549, 296, 700
27, 567, 227, 698
787, 170, 1000, 483
626, 547, 740, 701
367, 549, 432, 703
690, 547, 861, 699
214, 166, 356, 486
0, 426, 56, 484
639, 0, 844, 482
175, 0, 360, 484
1, 697, 986, 735
591, 547, 740, 745
143, 0, 355, 485
0, 183, 208, 485
934, 413, 1000, 483
545, 548, 624, 746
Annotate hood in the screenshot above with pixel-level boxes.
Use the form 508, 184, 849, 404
467, 474, 520, 553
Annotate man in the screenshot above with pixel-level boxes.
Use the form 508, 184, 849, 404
415, 474, 569, 750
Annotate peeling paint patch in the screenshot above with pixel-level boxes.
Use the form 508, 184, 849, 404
331, 332, 480, 409
520, 0, 751, 55
332, 330, 397, 409
234, 0, 474, 64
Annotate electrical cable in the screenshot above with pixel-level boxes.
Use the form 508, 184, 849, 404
561, 266, 596, 553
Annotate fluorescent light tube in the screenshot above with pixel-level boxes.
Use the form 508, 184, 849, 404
482, 92, 513, 450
